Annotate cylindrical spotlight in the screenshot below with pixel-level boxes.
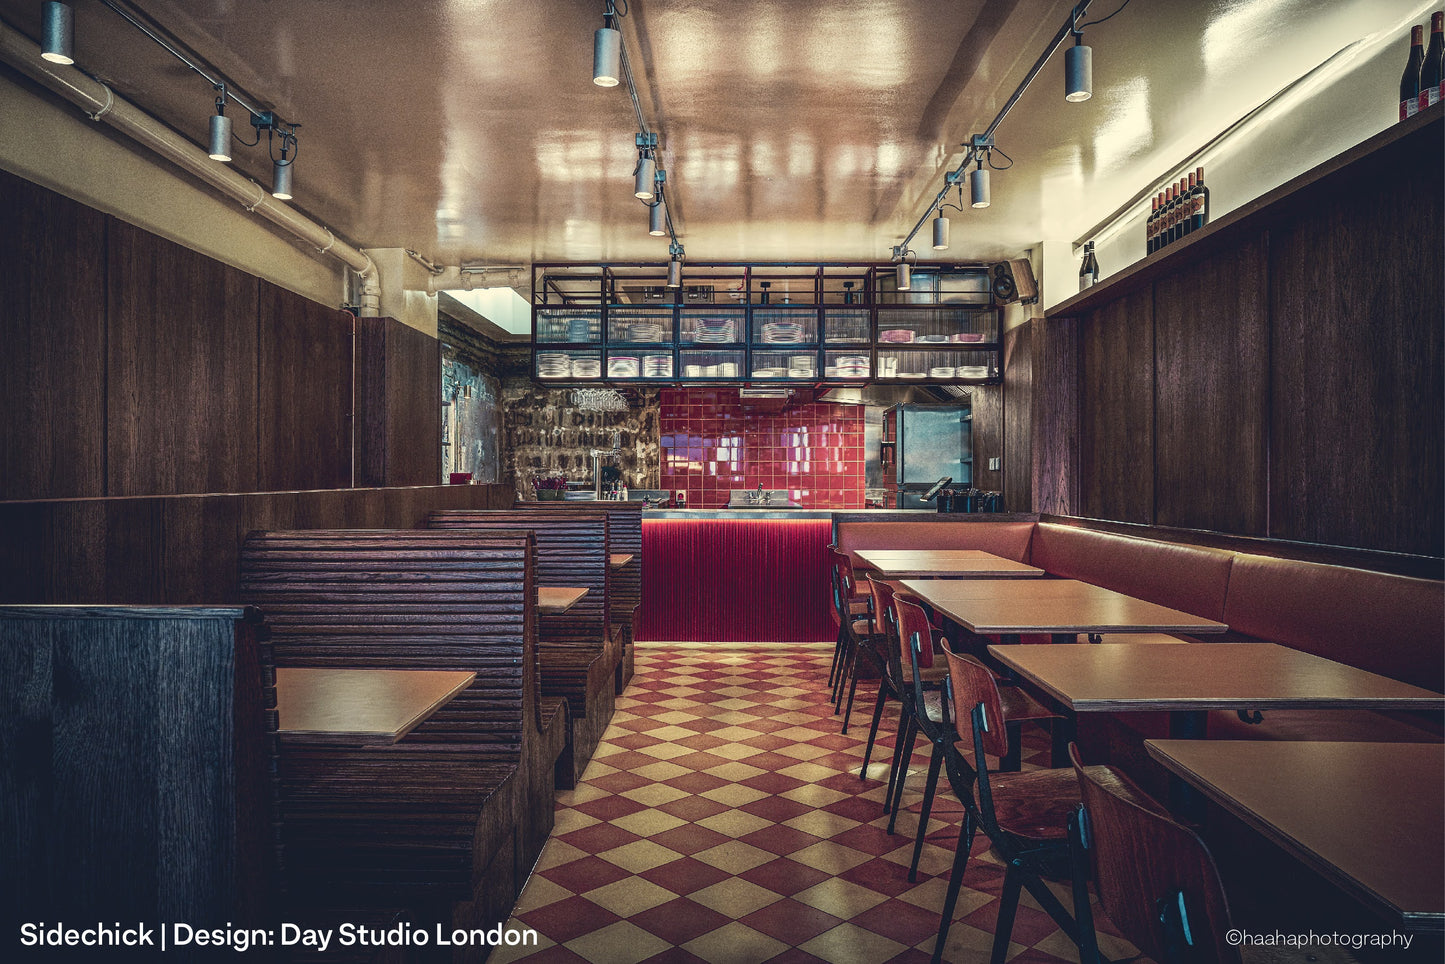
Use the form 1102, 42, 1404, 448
666, 256, 682, 288
896, 262, 911, 291
272, 159, 293, 200
593, 25, 621, 87
208, 113, 232, 161
932, 215, 950, 250
634, 154, 656, 200
1065, 42, 1093, 102
648, 200, 666, 236
971, 166, 991, 208
41, 2, 74, 65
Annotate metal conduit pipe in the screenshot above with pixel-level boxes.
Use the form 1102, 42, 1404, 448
0, 16, 381, 315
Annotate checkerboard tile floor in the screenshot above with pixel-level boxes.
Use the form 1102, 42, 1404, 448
494, 644, 1137, 964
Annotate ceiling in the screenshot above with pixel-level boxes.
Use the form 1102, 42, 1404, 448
0, 0, 1420, 267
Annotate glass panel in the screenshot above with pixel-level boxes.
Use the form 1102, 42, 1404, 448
535, 307, 602, 343
752, 305, 818, 344
536, 349, 602, 380
823, 350, 871, 379
876, 307, 998, 344
822, 307, 870, 343
875, 349, 996, 380
608, 306, 674, 344
751, 350, 818, 379
680, 307, 745, 345
606, 350, 673, 379
678, 349, 744, 379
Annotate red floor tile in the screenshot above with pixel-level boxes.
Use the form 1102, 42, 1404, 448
740, 897, 845, 944
637, 856, 732, 895
517, 895, 621, 944
628, 897, 733, 945
737, 857, 833, 897
648, 823, 733, 856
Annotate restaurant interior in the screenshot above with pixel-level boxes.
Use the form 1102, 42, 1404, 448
0, 0, 1442, 962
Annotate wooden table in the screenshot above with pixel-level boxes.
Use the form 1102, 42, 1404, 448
610, 553, 635, 569
855, 549, 1043, 578
538, 586, 588, 614
1145, 740, 1445, 932
903, 577, 1228, 642
275, 668, 476, 746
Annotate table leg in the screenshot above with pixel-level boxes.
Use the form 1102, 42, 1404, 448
1167, 710, 1208, 819
1051, 633, 1079, 644
1050, 711, 1076, 769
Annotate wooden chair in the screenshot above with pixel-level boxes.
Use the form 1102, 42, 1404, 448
828, 549, 882, 735
1069, 744, 1241, 964
827, 547, 872, 711
933, 646, 1089, 964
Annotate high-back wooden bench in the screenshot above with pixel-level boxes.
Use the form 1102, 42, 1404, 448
240, 529, 555, 940
516, 500, 643, 693
428, 510, 615, 787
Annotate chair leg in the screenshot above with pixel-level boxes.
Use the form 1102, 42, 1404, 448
1069, 807, 1103, 964
833, 640, 853, 709
859, 679, 890, 779
841, 667, 862, 734
1020, 873, 1085, 946
887, 715, 920, 834
908, 739, 945, 882
990, 865, 1024, 964
931, 809, 976, 964
828, 623, 844, 688
883, 703, 913, 817
1002, 720, 1023, 772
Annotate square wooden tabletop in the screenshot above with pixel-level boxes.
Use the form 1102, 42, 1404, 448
986, 643, 1445, 712
903, 578, 1228, 636
538, 586, 589, 614
855, 549, 1044, 578
1145, 739, 1444, 931
275, 668, 476, 745
610, 553, 636, 568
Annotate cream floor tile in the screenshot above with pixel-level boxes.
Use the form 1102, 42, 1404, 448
788, 840, 875, 875
554, 782, 613, 807
694, 808, 775, 838
580, 876, 676, 917
564, 921, 670, 964
641, 724, 697, 742
486, 928, 554, 964
616, 782, 690, 807
688, 877, 784, 918
791, 877, 890, 918
774, 742, 833, 761
609, 808, 688, 838
709, 724, 766, 740
778, 784, 850, 807
596, 839, 684, 874
533, 839, 587, 871
780, 809, 861, 839
635, 742, 693, 760
921, 921, 999, 962
691, 840, 774, 874
701, 761, 767, 782
682, 921, 789, 964
630, 760, 692, 782
510, 874, 572, 915
550, 808, 602, 834
799, 922, 907, 964
881, 841, 958, 878
773, 725, 829, 741
777, 760, 844, 783
706, 741, 772, 762
699, 783, 771, 807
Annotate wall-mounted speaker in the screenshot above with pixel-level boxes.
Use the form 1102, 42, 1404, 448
992, 259, 1038, 305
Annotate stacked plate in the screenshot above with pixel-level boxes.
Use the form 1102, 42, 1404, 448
693, 318, 736, 343
878, 329, 915, 343
608, 355, 640, 378
760, 322, 805, 344
918, 334, 949, 344
643, 355, 673, 378
537, 352, 573, 378
572, 358, 602, 379
959, 365, 990, 379
750, 367, 785, 378
627, 322, 666, 342
835, 355, 869, 377
953, 332, 985, 343
929, 366, 957, 378
567, 317, 593, 341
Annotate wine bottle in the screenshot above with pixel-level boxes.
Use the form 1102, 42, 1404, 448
1079, 241, 1099, 291
1146, 195, 1158, 254
1422, 13, 1444, 111
1192, 167, 1209, 233
1159, 186, 1172, 249
1402, 24, 1424, 120
1176, 178, 1189, 243
1182, 173, 1197, 238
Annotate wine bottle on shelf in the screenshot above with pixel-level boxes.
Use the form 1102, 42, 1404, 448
1079, 241, 1099, 292
1146, 195, 1159, 254
1158, 187, 1170, 250
1422, 13, 1444, 111
1192, 167, 1209, 233
1176, 178, 1189, 243
1182, 172, 1198, 238
1402, 24, 1424, 120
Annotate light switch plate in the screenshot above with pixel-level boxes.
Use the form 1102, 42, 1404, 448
988, 457, 1001, 471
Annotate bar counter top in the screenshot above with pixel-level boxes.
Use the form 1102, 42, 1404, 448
641, 508, 1036, 520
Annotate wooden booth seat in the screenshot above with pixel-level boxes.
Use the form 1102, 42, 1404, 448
429, 510, 617, 787
240, 529, 559, 944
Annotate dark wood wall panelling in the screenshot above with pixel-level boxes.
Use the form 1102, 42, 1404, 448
0, 484, 515, 607
107, 219, 260, 496
1268, 131, 1443, 557
0, 169, 107, 501
257, 282, 355, 490
355, 317, 442, 487
1001, 324, 1032, 513
971, 384, 1003, 493
1018, 109, 1443, 559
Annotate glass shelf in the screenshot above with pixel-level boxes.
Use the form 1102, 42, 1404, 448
535, 348, 602, 380
876, 348, 996, 380
535, 307, 602, 344
679, 349, 744, 379
607, 306, 674, 345
751, 350, 819, 380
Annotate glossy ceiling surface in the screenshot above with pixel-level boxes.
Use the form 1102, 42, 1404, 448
0, 0, 1423, 265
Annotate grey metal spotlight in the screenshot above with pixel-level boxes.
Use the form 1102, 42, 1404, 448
593, 24, 621, 87
272, 157, 293, 200
208, 112, 231, 161
649, 200, 666, 236
896, 261, 911, 291
634, 154, 656, 200
971, 165, 991, 209
932, 214, 950, 250
1065, 41, 1093, 102
666, 256, 682, 288
41, 2, 74, 65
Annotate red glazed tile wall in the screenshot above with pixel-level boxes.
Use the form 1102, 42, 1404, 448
659, 388, 865, 509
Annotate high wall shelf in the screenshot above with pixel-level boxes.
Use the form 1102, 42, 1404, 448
530, 261, 1003, 386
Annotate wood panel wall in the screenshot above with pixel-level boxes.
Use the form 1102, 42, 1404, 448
355, 317, 442, 487
0, 171, 440, 501
0, 169, 107, 501
1018, 109, 1443, 558
971, 383, 1003, 493
1002, 324, 1032, 513
0, 484, 514, 607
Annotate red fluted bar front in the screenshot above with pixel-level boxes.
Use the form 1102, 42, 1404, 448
639, 519, 834, 642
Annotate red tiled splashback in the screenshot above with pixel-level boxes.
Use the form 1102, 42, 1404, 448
659, 389, 865, 509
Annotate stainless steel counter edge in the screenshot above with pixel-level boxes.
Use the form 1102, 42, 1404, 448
642, 509, 1039, 520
